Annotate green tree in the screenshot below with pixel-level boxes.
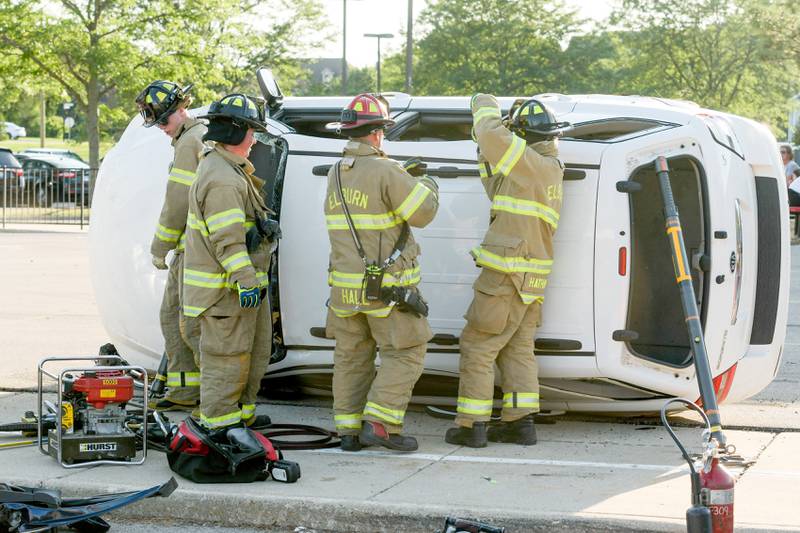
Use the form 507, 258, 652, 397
0, 0, 329, 191
411, 0, 579, 96
611, 0, 800, 129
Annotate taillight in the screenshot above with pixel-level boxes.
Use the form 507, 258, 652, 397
696, 363, 737, 406
618, 247, 627, 276
15, 169, 22, 177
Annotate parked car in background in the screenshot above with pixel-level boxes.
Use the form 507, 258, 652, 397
0, 148, 24, 203
21, 155, 90, 207
20, 148, 85, 163
2, 122, 26, 140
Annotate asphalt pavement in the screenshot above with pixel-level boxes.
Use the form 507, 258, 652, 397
0, 226, 798, 532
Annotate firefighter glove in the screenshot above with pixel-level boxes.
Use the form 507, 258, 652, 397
403, 157, 427, 177
237, 283, 261, 308
152, 255, 168, 270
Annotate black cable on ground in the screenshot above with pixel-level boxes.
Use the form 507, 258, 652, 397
256, 424, 340, 450
0, 422, 40, 433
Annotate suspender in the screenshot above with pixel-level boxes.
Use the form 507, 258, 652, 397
332, 161, 409, 271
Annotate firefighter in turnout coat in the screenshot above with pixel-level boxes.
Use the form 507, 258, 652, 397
183, 94, 276, 432
445, 94, 570, 448
324, 93, 439, 452
136, 80, 205, 410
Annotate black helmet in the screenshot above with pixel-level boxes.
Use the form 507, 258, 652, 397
135, 80, 193, 127
198, 93, 267, 132
509, 99, 570, 142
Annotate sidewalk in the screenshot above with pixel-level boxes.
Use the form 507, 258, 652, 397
0, 392, 797, 532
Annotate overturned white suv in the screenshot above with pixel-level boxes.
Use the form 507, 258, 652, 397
90, 70, 788, 412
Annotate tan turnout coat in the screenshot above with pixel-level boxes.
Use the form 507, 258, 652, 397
324, 141, 439, 317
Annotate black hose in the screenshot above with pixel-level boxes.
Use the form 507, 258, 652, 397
257, 424, 340, 450
660, 398, 712, 474
0, 421, 54, 433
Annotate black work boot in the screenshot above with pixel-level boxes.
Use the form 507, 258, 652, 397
359, 421, 418, 452
445, 422, 487, 448
243, 414, 272, 429
340, 435, 362, 452
487, 414, 537, 445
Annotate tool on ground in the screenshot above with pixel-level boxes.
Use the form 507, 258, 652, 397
167, 417, 301, 483
654, 156, 729, 449
439, 516, 505, 533
0, 477, 177, 532
37, 355, 148, 467
661, 398, 734, 533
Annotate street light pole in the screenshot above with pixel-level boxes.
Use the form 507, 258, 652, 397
341, 0, 348, 94
364, 33, 393, 93
405, 0, 413, 93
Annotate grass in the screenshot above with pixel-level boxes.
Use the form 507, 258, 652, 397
1, 205, 90, 224
0, 137, 114, 162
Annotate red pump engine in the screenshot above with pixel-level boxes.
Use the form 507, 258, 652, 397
71, 371, 134, 409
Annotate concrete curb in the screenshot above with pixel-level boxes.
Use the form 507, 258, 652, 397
0, 474, 741, 533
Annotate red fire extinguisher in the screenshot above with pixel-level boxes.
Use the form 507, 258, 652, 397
700, 447, 735, 533
661, 398, 735, 533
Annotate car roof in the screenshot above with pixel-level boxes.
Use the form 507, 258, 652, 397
22, 148, 78, 155
22, 154, 89, 167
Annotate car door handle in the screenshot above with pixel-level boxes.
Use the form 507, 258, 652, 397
564, 169, 585, 181
534, 338, 583, 351
430, 333, 459, 345
312, 165, 331, 176
309, 327, 328, 339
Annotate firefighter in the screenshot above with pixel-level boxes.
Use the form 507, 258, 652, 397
445, 94, 569, 448
183, 93, 275, 432
324, 93, 439, 452
136, 80, 205, 411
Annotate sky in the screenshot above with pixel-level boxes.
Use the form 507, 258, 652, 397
313, 0, 616, 68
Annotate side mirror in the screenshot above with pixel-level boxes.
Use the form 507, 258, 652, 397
256, 67, 284, 116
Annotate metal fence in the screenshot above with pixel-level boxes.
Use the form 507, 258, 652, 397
1, 166, 95, 228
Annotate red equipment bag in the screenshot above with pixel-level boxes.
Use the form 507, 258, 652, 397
166, 417, 299, 483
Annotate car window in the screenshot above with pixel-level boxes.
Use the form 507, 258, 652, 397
389, 111, 473, 142
277, 108, 408, 139
0, 151, 20, 167
561, 118, 677, 143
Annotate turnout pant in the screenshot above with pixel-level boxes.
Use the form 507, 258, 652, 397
198, 291, 272, 429
456, 271, 541, 428
327, 307, 432, 435
159, 252, 200, 403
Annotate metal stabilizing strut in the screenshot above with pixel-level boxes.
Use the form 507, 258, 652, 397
654, 156, 727, 448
